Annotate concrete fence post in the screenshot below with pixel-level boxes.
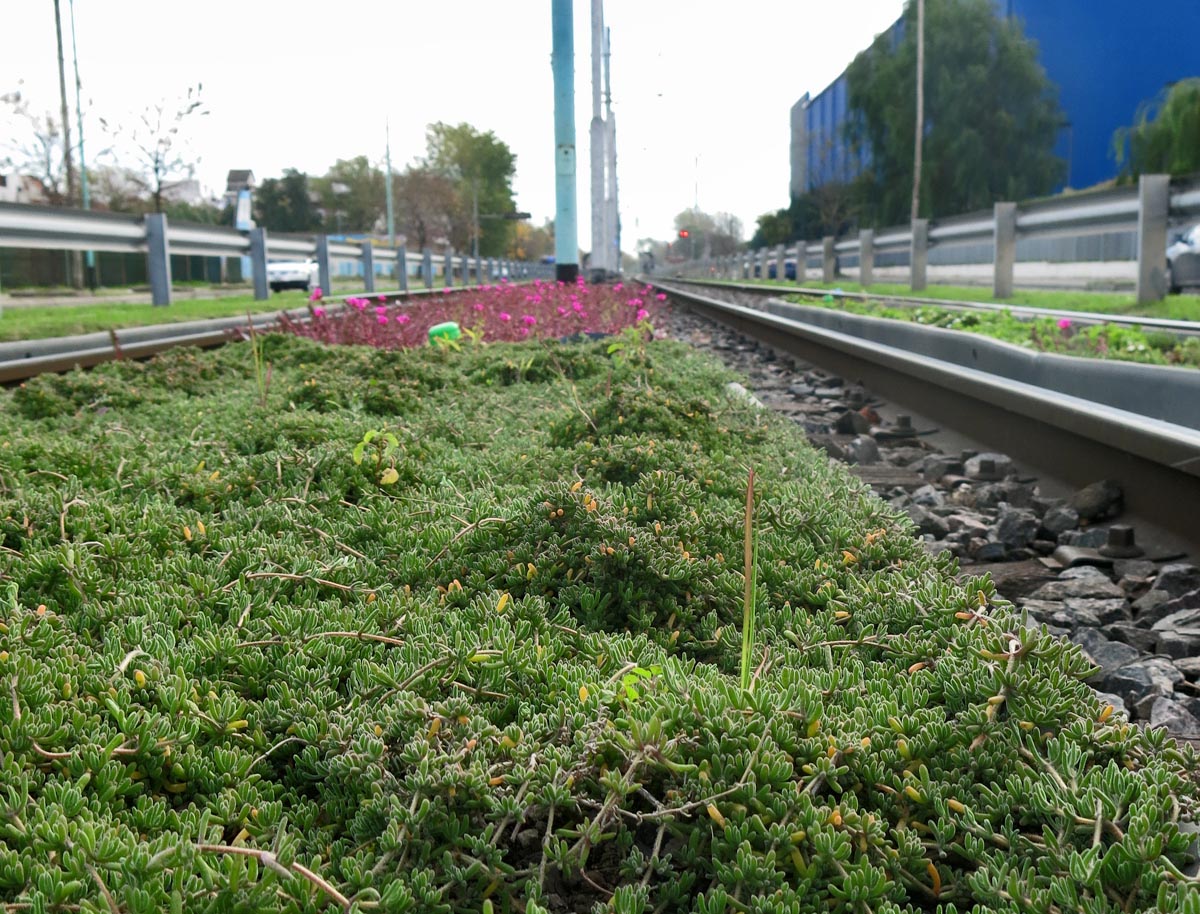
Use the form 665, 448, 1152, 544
474, 254, 482, 286
993, 203, 1017, 299
145, 213, 172, 306
249, 227, 269, 301
444, 250, 455, 287
422, 248, 434, 289
361, 242, 376, 294
1136, 174, 1170, 305
460, 254, 469, 286
776, 243, 786, 281
316, 235, 333, 299
859, 230, 874, 288
910, 219, 929, 292
822, 236, 835, 284
795, 242, 807, 284
397, 245, 409, 293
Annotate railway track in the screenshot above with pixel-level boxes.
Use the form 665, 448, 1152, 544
0, 288, 441, 385
681, 276, 1200, 338
650, 277, 1200, 552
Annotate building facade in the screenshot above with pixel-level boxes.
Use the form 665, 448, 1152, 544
791, 1, 1200, 199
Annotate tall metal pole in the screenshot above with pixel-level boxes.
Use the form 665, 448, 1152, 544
385, 119, 395, 246
52, 0, 75, 205
911, 0, 925, 224
551, 0, 579, 283
589, 0, 606, 277
68, 0, 94, 286
604, 26, 620, 273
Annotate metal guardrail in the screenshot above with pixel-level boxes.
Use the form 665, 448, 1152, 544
672, 174, 1200, 304
0, 201, 552, 306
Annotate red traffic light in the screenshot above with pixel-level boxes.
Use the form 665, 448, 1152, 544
678, 229, 690, 239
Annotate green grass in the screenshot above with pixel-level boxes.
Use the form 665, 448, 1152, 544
734, 278, 1200, 321
0, 291, 313, 342
2, 333, 1195, 912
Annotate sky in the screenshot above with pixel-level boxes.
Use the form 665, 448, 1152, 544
2, 1, 906, 251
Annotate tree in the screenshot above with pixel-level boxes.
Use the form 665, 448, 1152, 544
1, 88, 70, 204
422, 122, 517, 256
254, 169, 323, 233
509, 219, 554, 261
1114, 78, 1200, 180
103, 84, 208, 214
313, 156, 385, 234
392, 165, 463, 250
673, 209, 743, 257
845, 0, 1064, 226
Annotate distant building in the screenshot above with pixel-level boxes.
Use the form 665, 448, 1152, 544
791, 0, 1200, 199
161, 178, 205, 206
223, 169, 255, 209
0, 173, 48, 205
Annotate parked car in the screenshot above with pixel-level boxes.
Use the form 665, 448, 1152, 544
267, 260, 320, 293
767, 259, 797, 280
1167, 224, 1200, 294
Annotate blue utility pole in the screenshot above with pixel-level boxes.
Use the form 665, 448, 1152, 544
551, 0, 579, 282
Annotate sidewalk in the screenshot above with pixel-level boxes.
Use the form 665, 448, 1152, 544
0, 285, 255, 309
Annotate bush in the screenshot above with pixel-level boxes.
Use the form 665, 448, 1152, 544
0, 333, 1196, 913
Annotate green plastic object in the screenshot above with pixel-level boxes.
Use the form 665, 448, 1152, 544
428, 321, 462, 344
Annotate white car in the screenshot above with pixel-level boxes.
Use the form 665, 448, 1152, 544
1167, 224, 1200, 294
267, 260, 320, 293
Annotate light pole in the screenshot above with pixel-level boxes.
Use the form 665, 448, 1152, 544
911, 0, 925, 224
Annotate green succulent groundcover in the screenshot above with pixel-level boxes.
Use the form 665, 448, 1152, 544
1, 334, 1196, 914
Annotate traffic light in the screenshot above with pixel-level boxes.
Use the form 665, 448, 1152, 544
678, 229, 690, 239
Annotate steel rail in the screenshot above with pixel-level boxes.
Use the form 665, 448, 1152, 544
0, 286, 453, 385
662, 276, 1200, 338
651, 279, 1200, 549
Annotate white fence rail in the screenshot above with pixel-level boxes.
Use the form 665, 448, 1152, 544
670, 174, 1200, 303
0, 202, 549, 304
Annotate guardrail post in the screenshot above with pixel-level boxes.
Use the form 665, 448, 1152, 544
145, 213, 172, 306
422, 248, 433, 289
1136, 174, 1170, 304
249, 227, 269, 301
443, 250, 453, 287
910, 219, 928, 292
316, 235, 333, 298
461, 254, 469, 287
361, 242, 376, 294
742, 254, 749, 280
822, 236, 835, 283
775, 243, 785, 281
397, 245, 409, 293
795, 243, 807, 284
474, 254, 482, 286
859, 230, 874, 287
992, 203, 1017, 299
859, 229, 878, 286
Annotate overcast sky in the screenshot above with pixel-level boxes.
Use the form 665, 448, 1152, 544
3, 1, 906, 249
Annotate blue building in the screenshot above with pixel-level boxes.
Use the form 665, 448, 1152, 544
790, 1, 1200, 200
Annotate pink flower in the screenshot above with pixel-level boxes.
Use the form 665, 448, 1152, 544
613, 283, 624, 292
308, 287, 324, 302
499, 312, 511, 322
522, 314, 537, 326
442, 287, 452, 294
636, 308, 649, 321
519, 327, 530, 337
375, 305, 387, 315
473, 302, 485, 312
397, 313, 411, 325
557, 306, 568, 316
312, 306, 326, 318
1057, 318, 1072, 330
572, 301, 584, 313
377, 294, 387, 303
376, 314, 388, 325
627, 298, 643, 307
656, 293, 667, 301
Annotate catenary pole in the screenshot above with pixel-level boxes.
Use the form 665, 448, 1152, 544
911, 0, 925, 224
68, 0, 94, 287
551, 0, 579, 283
589, 0, 606, 277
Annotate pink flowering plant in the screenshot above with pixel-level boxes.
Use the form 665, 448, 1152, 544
286, 279, 665, 351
